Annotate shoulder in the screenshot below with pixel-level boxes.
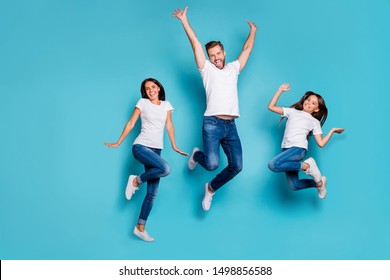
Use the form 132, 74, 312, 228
227, 60, 240, 71
162, 100, 174, 110
135, 98, 149, 109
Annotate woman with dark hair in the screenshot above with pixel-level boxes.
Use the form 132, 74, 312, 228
267, 83, 344, 199
104, 78, 188, 242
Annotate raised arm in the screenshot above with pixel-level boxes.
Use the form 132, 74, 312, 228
268, 83, 290, 115
104, 108, 141, 148
172, 6, 206, 70
237, 21, 258, 72
165, 111, 188, 156
314, 128, 345, 148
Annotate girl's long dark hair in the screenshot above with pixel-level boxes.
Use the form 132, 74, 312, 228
291, 91, 328, 126
140, 78, 166, 101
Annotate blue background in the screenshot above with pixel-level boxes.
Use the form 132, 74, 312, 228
1, 0, 389, 259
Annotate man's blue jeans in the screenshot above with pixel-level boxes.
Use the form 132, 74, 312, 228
132, 144, 171, 225
194, 116, 243, 192
268, 147, 316, 190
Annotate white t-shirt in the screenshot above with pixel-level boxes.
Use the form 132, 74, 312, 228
133, 98, 173, 149
281, 107, 323, 150
200, 60, 240, 117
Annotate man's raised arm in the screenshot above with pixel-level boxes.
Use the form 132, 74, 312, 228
237, 21, 258, 72
173, 6, 206, 70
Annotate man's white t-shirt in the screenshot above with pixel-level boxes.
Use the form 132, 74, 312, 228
200, 60, 240, 117
281, 107, 323, 150
133, 98, 173, 149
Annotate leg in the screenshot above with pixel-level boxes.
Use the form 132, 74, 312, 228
194, 116, 224, 171
137, 170, 160, 226
269, 147, 316, 191
209, 120, 242, 192
285, 171, 316, 191
268, 147, 306, 173
132, 144, 170, 184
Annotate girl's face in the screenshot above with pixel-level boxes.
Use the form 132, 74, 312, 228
144, 81, 160, 102
303, 95, 320, 114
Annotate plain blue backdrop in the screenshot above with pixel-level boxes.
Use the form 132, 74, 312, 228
1, 0, 389, 259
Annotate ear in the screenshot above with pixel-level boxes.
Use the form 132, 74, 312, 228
314, 108, 320, 113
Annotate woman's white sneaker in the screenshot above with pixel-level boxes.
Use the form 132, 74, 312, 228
133, 226, 154, 242
304, 157, 322, 183
125, 175, 139, 200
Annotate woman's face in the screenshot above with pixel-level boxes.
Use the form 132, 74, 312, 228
144, 81, 160, 101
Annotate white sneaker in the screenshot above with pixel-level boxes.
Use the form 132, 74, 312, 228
188, 147, 200, 170
304, 157, 322, 183
133, 226, 154, 242
202, 183, 214, 211
125, 175, 139, 200
317, 176, 327, 199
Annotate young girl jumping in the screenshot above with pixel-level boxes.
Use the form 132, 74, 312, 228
267, 83, 344, 199
104, 78, 188, 242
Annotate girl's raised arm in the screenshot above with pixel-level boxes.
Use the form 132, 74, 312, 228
268, 83, 290, 115
314, 128, 345, 148
104, 108, 141, 148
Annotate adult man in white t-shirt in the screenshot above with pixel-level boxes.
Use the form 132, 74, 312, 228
173, 6, 257, 211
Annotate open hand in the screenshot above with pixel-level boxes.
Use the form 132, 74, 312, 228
172, 6, 188, 21
279, 83, 291, 92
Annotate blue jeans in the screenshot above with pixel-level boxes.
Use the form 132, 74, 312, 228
132, 144, 171, 225
194, 116, 243, 192
268, 147, 316, 190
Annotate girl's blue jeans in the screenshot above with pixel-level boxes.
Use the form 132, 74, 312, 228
132, 144, 171, 225
194, 116, 243, 192
268, 147, 316, 190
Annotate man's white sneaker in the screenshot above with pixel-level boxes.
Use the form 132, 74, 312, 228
202, 183, 214, 211
133, 226, 154, 242
125, 175, 139, 200
317, 176, 327, 199
188, 147, 200, 170
304, 157, 322, 183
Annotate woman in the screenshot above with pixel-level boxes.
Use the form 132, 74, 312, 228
104, 78, 187, 241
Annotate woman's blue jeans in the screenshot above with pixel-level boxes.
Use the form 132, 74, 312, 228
268, 147, 316, 190
132, 144, 171, 225
194, 116, 243, 192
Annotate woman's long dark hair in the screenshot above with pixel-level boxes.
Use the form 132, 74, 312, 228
291, 91, 328, 126
140, 78, 166, 101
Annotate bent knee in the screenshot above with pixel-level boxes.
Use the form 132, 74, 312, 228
268, 161, 276, 172
205, 160, 219, 171
160, 164, 171, 177
287, 181, 299, 191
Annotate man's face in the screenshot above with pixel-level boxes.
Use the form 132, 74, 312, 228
207, 45, 226, 69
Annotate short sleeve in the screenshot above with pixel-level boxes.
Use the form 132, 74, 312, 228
200, 60, 211, 73
312, 120, 323, 135
282, 107, 292, 117
165, 101, 174, 111
135, 98, 145, 111
230, 60, 240, 74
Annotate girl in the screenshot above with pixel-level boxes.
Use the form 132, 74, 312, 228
104, 78, 188, 242
267, 83, 344, 199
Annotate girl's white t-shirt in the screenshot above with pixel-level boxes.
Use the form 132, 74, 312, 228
133, 98, 173, 149
200, 60, 240, 117
281, 107, 323, 150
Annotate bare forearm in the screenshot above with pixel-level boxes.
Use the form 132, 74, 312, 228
316, 128, 340, 148
166, 125, 177, 149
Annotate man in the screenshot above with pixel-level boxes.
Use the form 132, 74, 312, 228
173, 6, 258, 211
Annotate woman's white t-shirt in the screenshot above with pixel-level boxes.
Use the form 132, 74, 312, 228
133, 98, 173, 149
281, 107, 322, 150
